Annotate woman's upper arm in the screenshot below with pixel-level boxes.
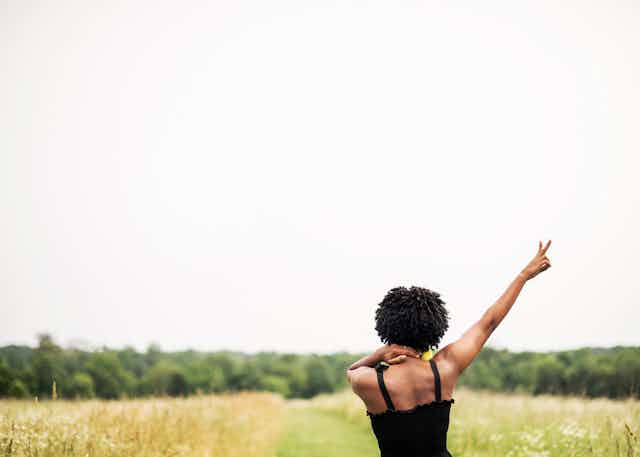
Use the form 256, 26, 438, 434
438, 317, 494, 375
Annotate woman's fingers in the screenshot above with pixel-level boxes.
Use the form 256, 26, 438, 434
387, 355, 407, 364
404, 345, 420, 358
391, 344, 420, 358
537, 240, 551, 256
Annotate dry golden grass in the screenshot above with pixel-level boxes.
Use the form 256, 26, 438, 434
2, 389, 639, 456
308, 388, 640, 457
0, 391, 285, 457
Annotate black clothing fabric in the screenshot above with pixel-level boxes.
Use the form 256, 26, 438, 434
366, 359, 455, 457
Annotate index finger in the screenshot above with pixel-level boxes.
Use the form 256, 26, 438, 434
541, 239, 552, 254
400, 345, 420, 357
404, 345, 420, 357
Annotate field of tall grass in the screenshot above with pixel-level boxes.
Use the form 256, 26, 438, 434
309, 388, 640, 457
1, 389, 638, 457
0, 392, 285, 457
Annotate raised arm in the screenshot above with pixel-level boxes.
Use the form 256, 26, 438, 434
438, 240, 552, 375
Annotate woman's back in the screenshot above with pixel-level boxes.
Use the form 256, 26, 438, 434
357, 357, 455, 457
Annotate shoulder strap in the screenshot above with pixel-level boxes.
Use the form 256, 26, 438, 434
375, 362, 396, 411
429, 359, 442, 402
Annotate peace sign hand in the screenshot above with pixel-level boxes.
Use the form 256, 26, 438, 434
520, 240, 552, 281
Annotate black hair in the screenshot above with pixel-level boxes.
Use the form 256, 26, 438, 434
374, 286, 450, 353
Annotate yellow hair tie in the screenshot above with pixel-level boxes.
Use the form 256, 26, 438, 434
421, 348, 434, 361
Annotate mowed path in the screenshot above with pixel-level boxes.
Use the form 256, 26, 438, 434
277, 403, 379, 457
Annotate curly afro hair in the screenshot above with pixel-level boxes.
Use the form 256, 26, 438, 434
374, 286, 450, 353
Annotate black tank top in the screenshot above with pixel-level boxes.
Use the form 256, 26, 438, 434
366, 359, 455, 457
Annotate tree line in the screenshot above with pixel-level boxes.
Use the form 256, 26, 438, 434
0, 334, 638, 400
460, 345, 640, 398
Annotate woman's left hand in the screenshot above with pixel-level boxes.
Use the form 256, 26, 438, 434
375, 344, 421, 365
348, 343, 421, 370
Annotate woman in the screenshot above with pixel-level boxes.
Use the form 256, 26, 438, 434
346, 240, 552, 457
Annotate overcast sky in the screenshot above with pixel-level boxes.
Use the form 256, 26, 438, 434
2, 0, 638, 354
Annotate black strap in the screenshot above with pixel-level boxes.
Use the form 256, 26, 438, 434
429, 359, 442, 402
375, 362, 396, 411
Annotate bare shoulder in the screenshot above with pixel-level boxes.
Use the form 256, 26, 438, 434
433, 344, 455, 365
347, 366, 377, 395
432, 347, 461, 390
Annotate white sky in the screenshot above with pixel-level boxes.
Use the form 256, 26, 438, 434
1, 0, 639, 354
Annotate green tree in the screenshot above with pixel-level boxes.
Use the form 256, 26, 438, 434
85, 351, 134, 399
145, 343, 162, 368
302, 356, 334, 398
8, 379, 30, 398
534, 355, 566, 395
32, 334, 66, 397
185, 354, 231, 393
140, 361, 187, 396
167, 371, 188, 397
0, 360, 11, 396
259, 375, 290, 397
71, 372, 95, 398
118, 346, 147, 378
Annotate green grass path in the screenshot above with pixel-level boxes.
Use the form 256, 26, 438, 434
277, 406, 379, 457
